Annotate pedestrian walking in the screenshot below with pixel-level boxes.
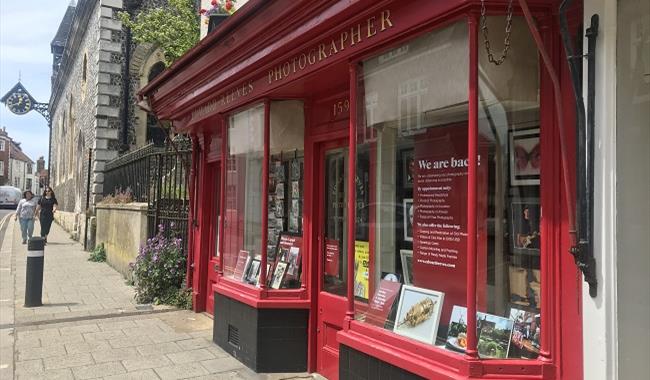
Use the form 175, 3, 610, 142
36, 186, 58, 243
15, 190, 38, 244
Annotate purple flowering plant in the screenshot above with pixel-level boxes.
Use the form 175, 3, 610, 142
130, 224, 187, 304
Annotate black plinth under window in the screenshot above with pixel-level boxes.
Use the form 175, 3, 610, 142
213, 292, 308, 373
339, 344, 425, 380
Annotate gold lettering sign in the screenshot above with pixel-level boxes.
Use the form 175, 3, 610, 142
191, 81, 254, 121
267, 10, 394, 84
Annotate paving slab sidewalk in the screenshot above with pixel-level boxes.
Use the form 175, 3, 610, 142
2, 219, 314, 380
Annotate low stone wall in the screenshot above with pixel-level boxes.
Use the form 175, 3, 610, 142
54, 211, 86, 242
96, 202, 148, 278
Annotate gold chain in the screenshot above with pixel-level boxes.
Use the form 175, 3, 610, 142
481, 0, 514, 66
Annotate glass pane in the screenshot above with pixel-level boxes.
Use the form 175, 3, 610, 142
354, 21, 469, 348
222, 104, 264, 286
322, 148, 348, 296
477, 16, 541, 360
266, 101, 305, 289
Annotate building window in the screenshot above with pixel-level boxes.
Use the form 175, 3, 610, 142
27, 164, 32, 174
0, 140, 5, 151
14, 177, 20, 188
222, 104, 264, 282
82, 54, 87, 82
354, 17, 542, 360
0, 160, 4, 174
26, 178, 32, 190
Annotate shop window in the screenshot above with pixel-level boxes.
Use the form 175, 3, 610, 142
222, 104, 264, 283
266, 100, 305, 289
221, 101, 306, 289
354, 17, 542, 360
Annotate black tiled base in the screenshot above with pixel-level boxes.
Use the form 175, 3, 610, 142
213, 292, 308, 373
339, 344, 425, 380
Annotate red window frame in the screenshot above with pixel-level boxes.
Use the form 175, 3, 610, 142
336, 8, 575, 380
215, 100, 311, 309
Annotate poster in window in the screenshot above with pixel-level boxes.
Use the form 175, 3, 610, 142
445, 306, 514, 359
275, 182, 285, 199
271, 261, 288, 289
510, 199, 540, 254
276, 233, 303, 288
243, 259, 261, 285
412, 126, 488, 329
400, 249, 414, 285
290, 159, 301, 180
403, 198, 414, 242
291, 181, 300, 198
233, 250, 250, 281
508, 307, 541, 359
364, 280, 402, 328
354, 241, 370, 299
401, 149, 415, 188
393, 285, 445, 345
509, 129, 540, 186
325, 239, 340, 277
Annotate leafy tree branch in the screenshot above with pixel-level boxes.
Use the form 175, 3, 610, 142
119, 0, 199, 66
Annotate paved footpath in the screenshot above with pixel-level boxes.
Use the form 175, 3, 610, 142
0, 218, 314, 380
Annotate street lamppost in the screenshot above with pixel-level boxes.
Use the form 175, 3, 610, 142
1, 81, 52, 189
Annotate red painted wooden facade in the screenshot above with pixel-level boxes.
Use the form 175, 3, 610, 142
140, 1, 583, 379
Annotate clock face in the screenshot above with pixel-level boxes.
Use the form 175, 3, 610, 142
6, 92, 32, 115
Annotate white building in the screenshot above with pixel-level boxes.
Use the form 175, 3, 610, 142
9, 140, 39, 194
584, 0, 649, 379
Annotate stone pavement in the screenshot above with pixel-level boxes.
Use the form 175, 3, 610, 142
0, 219, 314, 380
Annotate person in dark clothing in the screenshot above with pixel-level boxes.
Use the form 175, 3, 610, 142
36, 186, 58, 243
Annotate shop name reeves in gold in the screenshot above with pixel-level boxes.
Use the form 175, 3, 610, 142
268, 10, 394, 84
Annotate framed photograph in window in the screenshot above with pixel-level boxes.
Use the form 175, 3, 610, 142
401, 149, 415, 188
400, 249, 414, 285
403, 198, 414, 242
510, 199, 541, 255
393, 285, 445, 345
509, 128, 540, 186
271, 261, 288, 289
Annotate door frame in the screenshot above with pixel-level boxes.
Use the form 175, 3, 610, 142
307, 125, 349, 377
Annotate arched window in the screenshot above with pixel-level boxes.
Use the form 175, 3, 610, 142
146, 61, 167, 146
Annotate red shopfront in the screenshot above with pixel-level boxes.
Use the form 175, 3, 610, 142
141, 1, 583, 379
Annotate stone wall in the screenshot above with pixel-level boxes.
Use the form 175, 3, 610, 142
95, 202, 148, 278
49, 0, 127, 243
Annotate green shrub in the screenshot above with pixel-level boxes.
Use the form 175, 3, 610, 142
130, 224, 187, 305
88, 243, 107, 262
170, 287, 193, 310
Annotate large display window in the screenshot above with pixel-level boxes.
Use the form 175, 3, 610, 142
221, 101, 306, 291
353, 16, 544, 361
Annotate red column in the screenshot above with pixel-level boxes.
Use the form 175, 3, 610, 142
346, 64, 358, 321
260, 100, 270, 290
218, 116, 227, 276
465, 15, 479, 360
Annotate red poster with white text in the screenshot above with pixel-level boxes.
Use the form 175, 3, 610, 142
412, 125, 487, 329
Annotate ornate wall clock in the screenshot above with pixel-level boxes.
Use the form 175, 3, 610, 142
5, 91, 33, 115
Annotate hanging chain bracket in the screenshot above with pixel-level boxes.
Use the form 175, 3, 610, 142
480, 0, 515, 66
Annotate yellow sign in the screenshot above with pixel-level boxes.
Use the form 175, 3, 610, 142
354, 240, 370, 299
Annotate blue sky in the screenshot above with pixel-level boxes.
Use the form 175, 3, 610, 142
0, 1, 72, 165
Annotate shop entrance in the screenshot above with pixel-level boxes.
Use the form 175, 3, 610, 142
316, 138, 349, 380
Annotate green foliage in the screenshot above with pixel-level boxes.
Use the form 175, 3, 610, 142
169, 287, 193, 309
88, 243, 107, 262
119, 0, 199, 66
130, 224, 187, 305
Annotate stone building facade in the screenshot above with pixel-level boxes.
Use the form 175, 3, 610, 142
49, 0, 169, 239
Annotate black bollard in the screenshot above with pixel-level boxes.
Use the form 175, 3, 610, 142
25, 237, 45, 307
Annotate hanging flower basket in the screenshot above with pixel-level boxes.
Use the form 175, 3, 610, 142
200, 0, 236, 34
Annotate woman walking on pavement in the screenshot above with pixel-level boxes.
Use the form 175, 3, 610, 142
15, 190, 38, 244
36, 186, 58, 243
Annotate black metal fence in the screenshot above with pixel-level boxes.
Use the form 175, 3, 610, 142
103, 138, 192, 251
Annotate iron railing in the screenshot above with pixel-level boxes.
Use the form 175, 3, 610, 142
103, 137, 192, 251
